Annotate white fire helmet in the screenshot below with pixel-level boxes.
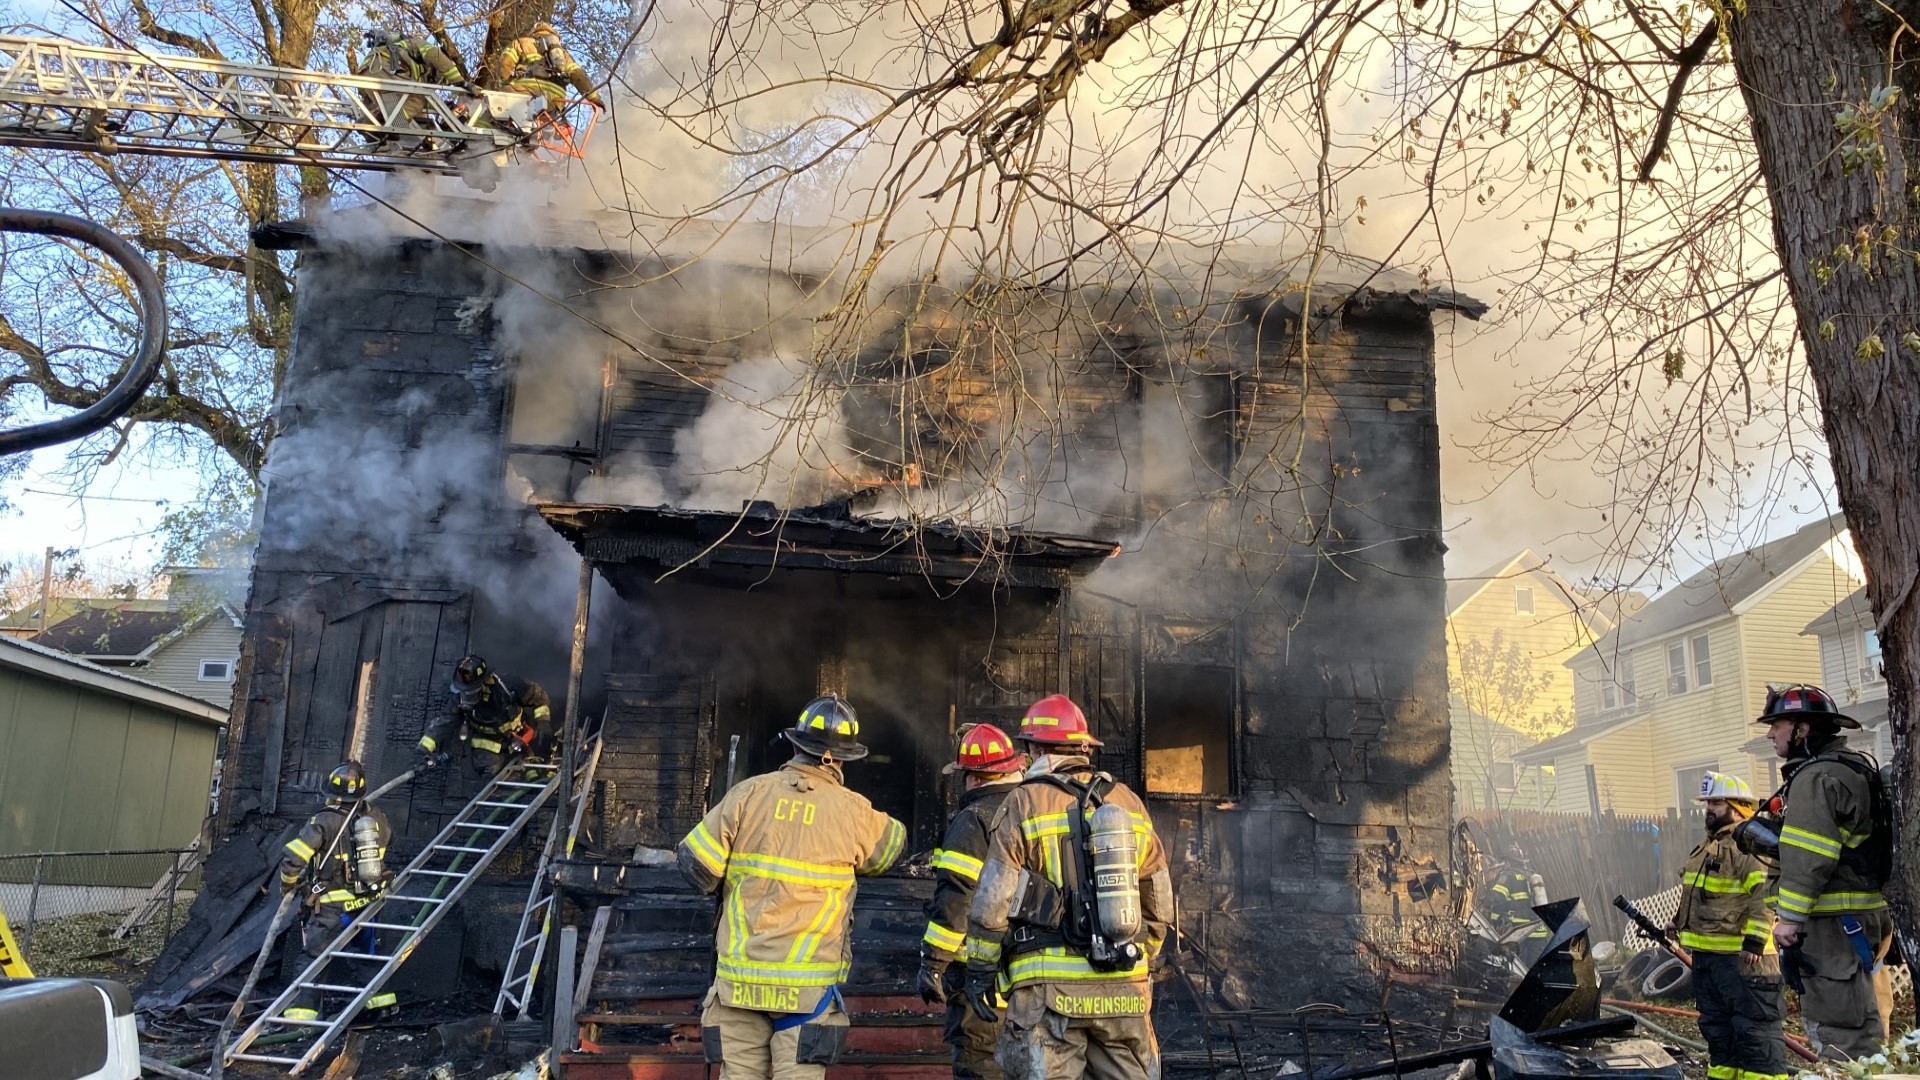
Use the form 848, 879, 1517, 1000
1694, 771, 1758, 805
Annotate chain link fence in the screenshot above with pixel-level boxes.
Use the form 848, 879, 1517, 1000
0, 847, 198, 969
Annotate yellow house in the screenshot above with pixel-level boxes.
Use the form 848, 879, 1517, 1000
1446, 550, 1616, 812
1518, 516, 1861, 815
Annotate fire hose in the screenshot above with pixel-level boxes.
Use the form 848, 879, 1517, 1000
1604, 998, 1819, 1063
0, 208, 168, 456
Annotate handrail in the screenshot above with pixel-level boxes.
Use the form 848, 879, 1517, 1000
0, 207, 167, 456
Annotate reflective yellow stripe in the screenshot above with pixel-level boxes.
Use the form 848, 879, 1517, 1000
1023, 813, 1071, 840
684, 824, 728, 875
1780, 826, 1841, 859
418, 736, 437, 752
1806, 891, 1887, 914
1776, 888, 1815, 916
367, 992, 397, 1009
873, 820, 906, 870
931, 849, 984, 881
532, 705, 551, 720
284, 1007, 320, 1021
1683, 870, 1762, 894
923, 922, 966, 954
730, 852, 855, 887
1678, 930, 1747, 952
470, 737, 504, 754
790, 887, 845, 963
968, 937, 1003, 964
715, 956, 847, 986
1708, 1066, 1737, 1080
285, 837, 316, 862
1007, 946, 1148, 984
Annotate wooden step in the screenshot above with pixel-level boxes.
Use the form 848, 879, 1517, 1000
560, 1051, 951, 1080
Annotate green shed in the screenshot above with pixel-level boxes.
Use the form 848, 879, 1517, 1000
0, 635, 228, 854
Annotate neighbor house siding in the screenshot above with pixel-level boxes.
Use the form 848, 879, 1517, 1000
0, 665, 220, 854
142, 619, 244, 704
1642, 618, 1746, 809
1446, 568, 1597, 720
1586, 721, 1662, 813
1813, 625, 1885, 708
1543, 747, 1588, 814
1739, 552, 1855, 716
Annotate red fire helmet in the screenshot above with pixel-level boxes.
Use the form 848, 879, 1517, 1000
1018, 694, 1103, 748
943, 723, 1024, 775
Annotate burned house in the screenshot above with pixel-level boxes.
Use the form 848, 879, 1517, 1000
150, 214, 1482, 1040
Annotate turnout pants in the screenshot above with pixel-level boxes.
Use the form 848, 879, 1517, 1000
942, 966, 1004, 1080
701, 985, 850, 1080
1690, 951, 1786, 1080
996, 985, 1160, 1080
288, 899, 395, 1018
1796, 911, 1895, 1061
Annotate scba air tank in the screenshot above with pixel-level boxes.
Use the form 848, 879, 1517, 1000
352, 814, 386, 890
1087, 802, 1141, 939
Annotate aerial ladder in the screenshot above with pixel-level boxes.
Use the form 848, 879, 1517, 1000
0, 32, 582, 174
224, 736, 603, 1075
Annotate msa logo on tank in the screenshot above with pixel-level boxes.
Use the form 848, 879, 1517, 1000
775, 798, 818, 825
730, 983, 803, 1010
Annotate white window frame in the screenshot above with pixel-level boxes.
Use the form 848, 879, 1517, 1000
1864, 629, 1884, 682
1514, 586, 1535, 615
1690, 633, 1713, 689
1674, 761, 1717, 810
1621, 650, 1637, 704
198, 658, 234, 681
1666, 640, 1689, 696
1601, 681, 1618, 711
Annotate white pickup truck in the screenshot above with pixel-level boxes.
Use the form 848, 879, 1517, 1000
0, 977, 141, 1080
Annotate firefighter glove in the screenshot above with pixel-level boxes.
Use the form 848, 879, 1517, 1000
917, 956, 949, 1005
421, 750, 450, 771
462, 79, 481, 96
962, 967, 999, 1023
586, 91, 607, 111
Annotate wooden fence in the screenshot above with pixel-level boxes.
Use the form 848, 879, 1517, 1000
1461, 807, 1704, 942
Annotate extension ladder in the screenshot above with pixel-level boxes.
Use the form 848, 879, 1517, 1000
0, 33, 555, 173
224, 754, 570, 1073
495, 734, 603, 1019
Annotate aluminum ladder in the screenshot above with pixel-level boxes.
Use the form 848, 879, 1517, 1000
494, 733, 603, 1019
0, 33, 547, 173
224, 754, 569, 1074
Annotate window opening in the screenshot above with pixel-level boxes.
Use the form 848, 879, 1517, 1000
1864, 629, 1884, 682
1667, 641, 1689, 696
1673, 762, 1715, 812
1514, 587, 1535, 615
1144, 663, 1234, 796
1691, 634, 1713, 688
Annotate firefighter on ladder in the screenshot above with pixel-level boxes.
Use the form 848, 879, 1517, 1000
277, 761, 396, 1020
1750, 684, 1895, 1060
418, 654, 551, 781
352, 27, 476, 152
677, 695, 908, 1080
962, 694, 1172, 1080
920, 724, 1028, 1080
489, 21, 604, 141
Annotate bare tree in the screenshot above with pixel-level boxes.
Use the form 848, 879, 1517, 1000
1452, 630, 1567, 812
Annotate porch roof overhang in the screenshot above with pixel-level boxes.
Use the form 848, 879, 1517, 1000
534, 500, 1120, 591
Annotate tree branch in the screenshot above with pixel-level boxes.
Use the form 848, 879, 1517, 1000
128, 0, 227, 62
1637, 18, 1719, 181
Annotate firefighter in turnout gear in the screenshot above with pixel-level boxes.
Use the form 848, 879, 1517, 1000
677, 695, 908, 1080
1666, 772, 1785, 1080
491, 22, 605, 116
352, 28, 473, 151
921, 724, 1028, 1080
1755, 685, 1894, 1060
277, 761, 396, 1019
1476, 842, 1551, 962
418, 655, 552, 780
963, 694, 1171, 1080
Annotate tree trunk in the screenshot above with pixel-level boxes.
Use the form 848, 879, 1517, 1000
1728, 2, 1920, 951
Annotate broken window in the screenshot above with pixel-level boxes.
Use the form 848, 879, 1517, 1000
1144, 663, 1234, 796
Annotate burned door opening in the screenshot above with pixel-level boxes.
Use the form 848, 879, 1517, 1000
1144, 662, 1235, 796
